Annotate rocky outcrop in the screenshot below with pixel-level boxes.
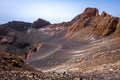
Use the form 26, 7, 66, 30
66, 8, 119, 40
83, 7, 99, 16
25, 42, 42, 60
71, 8, 99, 23
68, 8, 99, 33
0, 51, 34, 70
92, 14, 119, 37
32, 18, 50, 29
115, 20, 120, 36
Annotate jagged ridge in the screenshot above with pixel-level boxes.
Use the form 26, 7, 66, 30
66, 7, 120, 40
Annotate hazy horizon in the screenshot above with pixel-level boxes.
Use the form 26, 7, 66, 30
0, 0, 120, 24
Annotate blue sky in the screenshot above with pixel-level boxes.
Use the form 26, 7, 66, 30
0, 0, 120, 24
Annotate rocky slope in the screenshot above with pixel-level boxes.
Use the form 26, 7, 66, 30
65, 8, 120, 41
1, 51, 111, 80
0, 51, 45, 80
0, 7, 120, 80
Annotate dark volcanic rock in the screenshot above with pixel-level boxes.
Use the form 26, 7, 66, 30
0, 19, 50, 36
32, 18, 51, 29
0, 21, 31, 31
0, 28, 13, 36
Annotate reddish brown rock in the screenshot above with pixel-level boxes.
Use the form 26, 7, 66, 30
25, 42, 42, 60
115, 20, 120, 36
83, 7, 99, 17
66, 8, 119, 40
71, 8, 99, 23
101, 11, 107, 17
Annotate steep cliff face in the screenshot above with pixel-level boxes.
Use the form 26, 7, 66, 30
115, 20, 120, 36
65, 8, 119, 41
71, 8, 99, 23
92, 12, 118, 37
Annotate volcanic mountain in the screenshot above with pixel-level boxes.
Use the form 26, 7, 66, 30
0, 7, 120, 79
65, 8, 119, 40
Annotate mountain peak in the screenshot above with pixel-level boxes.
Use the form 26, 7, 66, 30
71, 8, 99, 23
32, 18, 51, 29
101, 11, 107, 17
83, 7, 99, 16
66, 7, 120, 40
